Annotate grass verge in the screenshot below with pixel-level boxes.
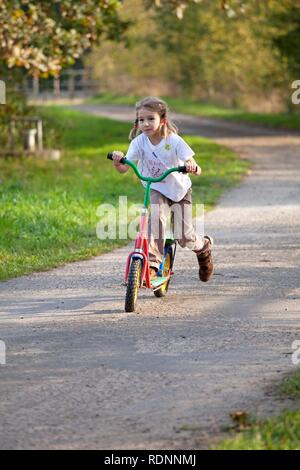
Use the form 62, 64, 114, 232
0, 106, 249, 281
88, 93, 300, 131
217, 369, 300, 450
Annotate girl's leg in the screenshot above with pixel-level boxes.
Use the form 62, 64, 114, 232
172, 188, 214, 282
172, 188, 205, 251
148, 189, 171, 270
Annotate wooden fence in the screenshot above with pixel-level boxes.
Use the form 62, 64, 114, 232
25, 69, 98, 100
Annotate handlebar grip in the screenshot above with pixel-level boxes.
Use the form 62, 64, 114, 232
107, 152, 127, 164
178, 166, 187, 173
179, 165, 201, 175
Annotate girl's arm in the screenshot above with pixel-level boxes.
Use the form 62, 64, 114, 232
185, 156, 201, 175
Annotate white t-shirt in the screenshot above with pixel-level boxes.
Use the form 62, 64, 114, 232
125, 132, 194, 202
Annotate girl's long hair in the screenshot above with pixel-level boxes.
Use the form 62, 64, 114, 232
129, 96, 178, 140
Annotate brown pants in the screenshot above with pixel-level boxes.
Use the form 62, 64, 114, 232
148, 188, 205, 269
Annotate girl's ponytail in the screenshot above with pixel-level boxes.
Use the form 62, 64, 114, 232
160, 115, 178, 139
129, 118, 139, 140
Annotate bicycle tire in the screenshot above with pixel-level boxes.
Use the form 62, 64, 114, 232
125, 258, 142, 312
154, 245, 175, 298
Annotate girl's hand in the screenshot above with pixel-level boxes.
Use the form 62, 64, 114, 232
112, 150, 125, 166
185, 160, 201, 175
111, 150, 128, 174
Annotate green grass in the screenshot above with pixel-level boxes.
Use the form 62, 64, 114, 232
0, 106, 249, 281
88, 93, 300, 131
279, 370, 300, 398
217, 370, 300, 450
87, 92, 140, 106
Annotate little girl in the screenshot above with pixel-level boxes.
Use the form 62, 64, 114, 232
112, 96, 213, 282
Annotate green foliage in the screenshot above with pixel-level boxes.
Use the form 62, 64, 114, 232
0, 0, 128, 76
0, 0, 239, 78
0, 106, 249, 280
146, 0, 247, 19
88, 0, 299, 111
219, 411, 300, 450
87, 0, 174, 96
152, 0, 286, 106
270, 0, 300, 77
280, 370, 300, 399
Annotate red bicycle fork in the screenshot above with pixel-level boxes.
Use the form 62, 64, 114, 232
124, 209, 152, 288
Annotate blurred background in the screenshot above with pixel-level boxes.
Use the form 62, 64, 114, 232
1, 0, 299, 115
87, 0, 300, 112
0, 0, 299, 280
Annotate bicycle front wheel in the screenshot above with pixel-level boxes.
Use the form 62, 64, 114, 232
125, 258, 142, 312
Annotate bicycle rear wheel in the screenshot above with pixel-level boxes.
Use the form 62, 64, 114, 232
154, 244, 175, 298
125, 258, 142, 312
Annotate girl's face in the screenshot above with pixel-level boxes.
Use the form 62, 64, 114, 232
137, 107, 162, 139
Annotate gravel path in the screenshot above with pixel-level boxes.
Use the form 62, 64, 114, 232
0, 105, 300, 449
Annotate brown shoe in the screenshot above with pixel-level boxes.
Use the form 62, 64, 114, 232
195, 236, 214, 282
150, 267, 158, 279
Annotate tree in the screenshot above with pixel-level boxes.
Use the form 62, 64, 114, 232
89, 0, 291, 110
0, 0, 248, 77
148, 0, 292, 109
87, 0, 177, 96
147, 0, 248, 19
270, 0, 300, 77
0, 0, 128, 77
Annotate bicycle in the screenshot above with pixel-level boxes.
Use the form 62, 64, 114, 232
107, 152, 194, 312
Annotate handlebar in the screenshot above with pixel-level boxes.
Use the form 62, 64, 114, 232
107, 152, 197, 183
107, 152, 127, 165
